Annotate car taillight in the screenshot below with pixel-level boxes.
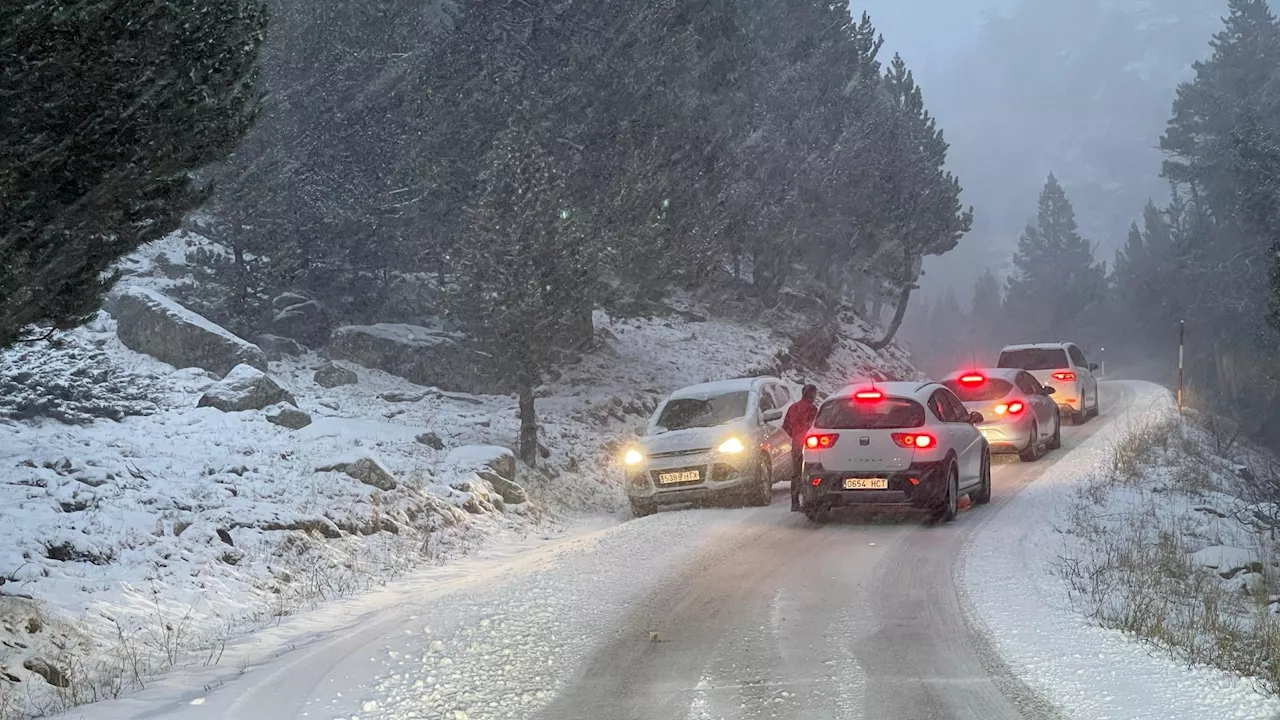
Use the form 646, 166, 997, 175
959, 374, 985, 385
892, 433, 935, 449
1052, 371, 1076, 381
994, 401, 1025, 416
854, 390, 883, 400
806, 433, 839, 449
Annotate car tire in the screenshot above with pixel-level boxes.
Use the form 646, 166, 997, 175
804, 504, 830, 523
970, 448, 992, 505
939, 463, 959, 522
1089, 390, 1101, 418
630, 499, 656, 518
1019, 422, 1041, 462
745, 455, 773, 507
1047, 411, 1062, 450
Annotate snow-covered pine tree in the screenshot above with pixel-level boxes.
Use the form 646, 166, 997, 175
0, 0, 268, 349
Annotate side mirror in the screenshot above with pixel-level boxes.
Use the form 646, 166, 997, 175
762, 408, 784, 423
634, 426, 646, 437
1042, 387, 1057, 396
969, 411, 984, 425
1089, 363, 1099, 372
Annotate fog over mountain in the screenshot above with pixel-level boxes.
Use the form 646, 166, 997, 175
858, 0, 1224, 298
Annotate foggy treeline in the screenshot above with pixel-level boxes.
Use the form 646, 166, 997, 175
903, 0, 1280, 449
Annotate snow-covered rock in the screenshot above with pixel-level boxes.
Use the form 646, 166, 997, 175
416, 432, 445, 450
114, 288, 266, 377
254, 333, 305, 360
446, 445, 517, 481
327, 323, 503, 394
1190, 545, 1262, 579
265, 402, 312, 430
314, 362, 358, 389
316, 454, 398, 491
272, 298, 331, 348
197, 364, 297, 412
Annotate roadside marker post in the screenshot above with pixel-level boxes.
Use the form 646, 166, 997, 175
1177, 321, 1185, 414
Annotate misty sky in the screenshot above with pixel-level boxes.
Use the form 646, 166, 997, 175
853, 0, 1014, 82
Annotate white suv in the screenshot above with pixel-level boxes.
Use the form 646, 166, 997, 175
622, 377, 795, 517
996, 342, 1101, 424
799, 382, 991, 523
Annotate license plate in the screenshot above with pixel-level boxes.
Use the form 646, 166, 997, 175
844, 478, 888, 490
658, 470, 702, 485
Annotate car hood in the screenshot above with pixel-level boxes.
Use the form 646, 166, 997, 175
643, 423, 747, 455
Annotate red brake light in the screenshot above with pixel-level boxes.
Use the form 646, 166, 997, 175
854, 390, 883, 400
1008, 401, 1024, 414
892, 433, 935, 449
959, 374, 985, 385
1052, 371, 1076, 381
994, 401, 1026, 416
805, 433, 838, 450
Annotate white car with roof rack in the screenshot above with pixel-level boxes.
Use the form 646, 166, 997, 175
942, 368, 1061, 461
800, 381, 990, 523
996, 342, 1101, 424
622, 377, 796, 517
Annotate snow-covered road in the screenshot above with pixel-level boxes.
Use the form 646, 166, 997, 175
55, 382, 1278, 720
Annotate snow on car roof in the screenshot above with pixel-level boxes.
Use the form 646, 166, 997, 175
829, 380, 936, 402
1000, 342, 1071, 351
668, 377, 772, 400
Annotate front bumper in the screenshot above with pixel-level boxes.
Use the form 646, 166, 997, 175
802, 461, 947, 509
625, 453, 753, 503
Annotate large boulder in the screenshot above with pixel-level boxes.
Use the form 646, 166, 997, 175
270, 293, 331, 348
476, 469, 528, 505
197, 365, 297, 412
446, 445, 517, 482
316, 455, 397, 491
326, 323, 505, 394
114, 288, 266, 377
314, 362, 358, 389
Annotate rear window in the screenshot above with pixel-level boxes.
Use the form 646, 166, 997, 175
814, 397, 926, 430
655, 392, 749, 431
998, 349, 1069, 371
943, 378, 1014, 402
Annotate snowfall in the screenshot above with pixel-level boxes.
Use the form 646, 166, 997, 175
0, 235, 1277, 719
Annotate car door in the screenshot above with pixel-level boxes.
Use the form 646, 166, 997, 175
932, 390, 983, 488
770, 384, 795, 475
757, 384, 789, 475
1067, 344, 1096, 408
1016, 372, 1054, 439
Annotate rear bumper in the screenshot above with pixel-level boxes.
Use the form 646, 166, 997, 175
979, 419, 1033, 453
803, 461, 947, 509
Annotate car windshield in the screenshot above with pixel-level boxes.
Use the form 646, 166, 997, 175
944, 378, 1015, 402
814, 397, 926, 429
655, 391, 750, 431
998, 349, 1069, 371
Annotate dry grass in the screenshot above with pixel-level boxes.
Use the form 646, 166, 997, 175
1058, 413, 1280, 692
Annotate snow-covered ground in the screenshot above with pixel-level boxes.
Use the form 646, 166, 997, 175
0, 236, 915, 717
963, 380, 1280, 720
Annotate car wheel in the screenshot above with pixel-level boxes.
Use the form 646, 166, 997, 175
746, 455, 772, 507
1089, 390, 1101, 418
939, 463, 959, 522
970, 448, 992, 505
1047, 411, 1062, 450
804, 504, 830, 523
630, 499, 656, 518
1018, 421, 1041, 462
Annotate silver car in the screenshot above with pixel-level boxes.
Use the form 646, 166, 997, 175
622, 377, 795, 517
996, 342, 1101, 424
942, 369, 1061, 462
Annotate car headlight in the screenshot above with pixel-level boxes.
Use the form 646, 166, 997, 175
624, 448, 645, 466
717, 437, 746, 454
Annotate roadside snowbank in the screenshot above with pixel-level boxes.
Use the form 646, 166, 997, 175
962, 380, 1280, 720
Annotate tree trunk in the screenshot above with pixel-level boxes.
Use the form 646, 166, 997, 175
516, 350, 539, 466
870, 282, 912, 351
870, 289, 884, 324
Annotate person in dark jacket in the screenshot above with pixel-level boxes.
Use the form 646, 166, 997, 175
782, 384, 819, 511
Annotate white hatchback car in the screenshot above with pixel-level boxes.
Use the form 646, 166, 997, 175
997, 342, 1101, 424
623, 377, 796, 517
800, 382, 990, 523
942, 369, 1061, 462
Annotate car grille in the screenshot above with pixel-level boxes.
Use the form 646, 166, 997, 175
649, 448, 710, 460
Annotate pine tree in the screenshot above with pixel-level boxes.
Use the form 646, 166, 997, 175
0, 0, 268, 349
1006, 175, 1106, 339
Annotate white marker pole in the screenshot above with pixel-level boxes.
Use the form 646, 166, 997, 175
1177, 321, 1185, 414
